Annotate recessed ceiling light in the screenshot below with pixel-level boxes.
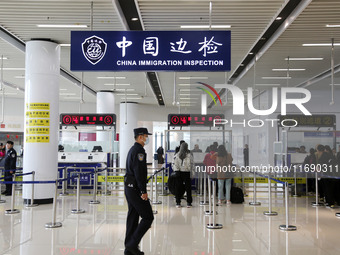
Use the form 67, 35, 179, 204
262, 77, 291, 79
60, 93, 76, 96
249, 52, 254, 55
180, 25, 231, 29
131, 17, 139, 21
255, 84, 281, 86
272, 68, 305, 71
303, 43, 340, 46
59, 44, 71, 47
276, 17, 282, 20
97, 76, 126, 79
0, 57, 8, 60
0, 68, 25, 71
285, 58, 323, 61
326, 24, 340, 28
104, 83, 130, 86
37, 24, 88, 28
120, 97, 142, 100
179, 77, 208, 80
114, 88, 135, 91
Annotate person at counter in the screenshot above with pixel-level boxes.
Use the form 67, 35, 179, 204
192, 144, 202, 152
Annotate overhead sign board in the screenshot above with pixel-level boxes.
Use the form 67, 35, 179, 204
168, 114, 225, 127
60, 114, 116, 126
71, 31, 231, 71
278, 115, 336, 127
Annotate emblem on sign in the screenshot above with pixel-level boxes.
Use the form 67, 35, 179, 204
82, 36, 107, 65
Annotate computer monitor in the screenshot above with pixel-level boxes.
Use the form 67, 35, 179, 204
92, 146, 103, 152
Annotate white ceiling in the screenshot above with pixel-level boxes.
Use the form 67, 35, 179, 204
0, 0, 340, 108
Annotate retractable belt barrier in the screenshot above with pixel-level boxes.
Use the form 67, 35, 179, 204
147, 167, 166, 214
254, 171, 297, 231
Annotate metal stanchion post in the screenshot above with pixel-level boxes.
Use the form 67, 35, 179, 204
200, 173, 208, 206
150, 175, 157, 214
206, 179, 222, 229
249, 172, 261, 206
5, 174, 20, 214
293, 166, 300, 197
26, 171, 38, 208
241, 172, 248, 197
0, 170, 5, 203
45, 180, 62, 228
59, 167, 69, 196
160, 167, 167, 196
264, 173, 277, 216
312, 171, 323, 206
103, 167, 110, 196
71, 174, 85, 214
205, 176, 214, 215
89, 169, 100, 205
279, 182, 297, 231
197, 171, 202, 196
152, 171, 162, 205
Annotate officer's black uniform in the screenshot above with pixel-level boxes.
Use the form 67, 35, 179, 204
124, 128, 154, 255
4, 146, 17, 196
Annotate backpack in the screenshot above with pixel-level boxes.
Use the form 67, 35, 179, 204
230, 187, 244, 204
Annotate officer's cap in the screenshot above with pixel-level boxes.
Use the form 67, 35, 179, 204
134, 127, 152, 136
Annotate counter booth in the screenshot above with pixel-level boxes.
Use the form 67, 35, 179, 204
58, 113, 117, 190
276, 114, 339, 195
165, 113, 232, 193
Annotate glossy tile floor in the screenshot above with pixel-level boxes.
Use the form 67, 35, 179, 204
1, 190, 340, 255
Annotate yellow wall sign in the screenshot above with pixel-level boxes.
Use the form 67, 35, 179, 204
26, 103, 50, 110
26, 111, 50, 118
26, 119, 50, 126
26, 127, 49, 135
26, 136, 50, 143
233, 177, 306, 184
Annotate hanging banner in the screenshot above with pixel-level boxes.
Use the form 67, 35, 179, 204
71, 30, 231, 71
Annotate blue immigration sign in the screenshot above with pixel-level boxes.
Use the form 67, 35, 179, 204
71, 31, 231, 71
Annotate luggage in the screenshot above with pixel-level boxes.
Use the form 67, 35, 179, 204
230, 186, 244, 204
168, 171, 185, 197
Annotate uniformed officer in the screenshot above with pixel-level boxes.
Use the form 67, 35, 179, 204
124, 128, 154, 255
2, 141, 17, 196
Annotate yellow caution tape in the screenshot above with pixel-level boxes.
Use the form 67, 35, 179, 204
97, 175, 168, 183
233, 177, 306, 184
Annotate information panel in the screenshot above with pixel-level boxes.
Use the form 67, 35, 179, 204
168, 114, 225, 127
60, 114, 116, 126
278, 114, 336, 127
71, 30, 231, 71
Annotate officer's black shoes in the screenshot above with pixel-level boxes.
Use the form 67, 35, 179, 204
187, 203, 192, 208
5, 193, 12, 196
176, 203, 181, 208
1, 191, 7, 195
125, 246, 144, 255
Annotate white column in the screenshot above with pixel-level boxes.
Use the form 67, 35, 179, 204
96, 91, 115, 113
96, 91, 115, 143
119, 102, 138, 168
23, 40, 60, 204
